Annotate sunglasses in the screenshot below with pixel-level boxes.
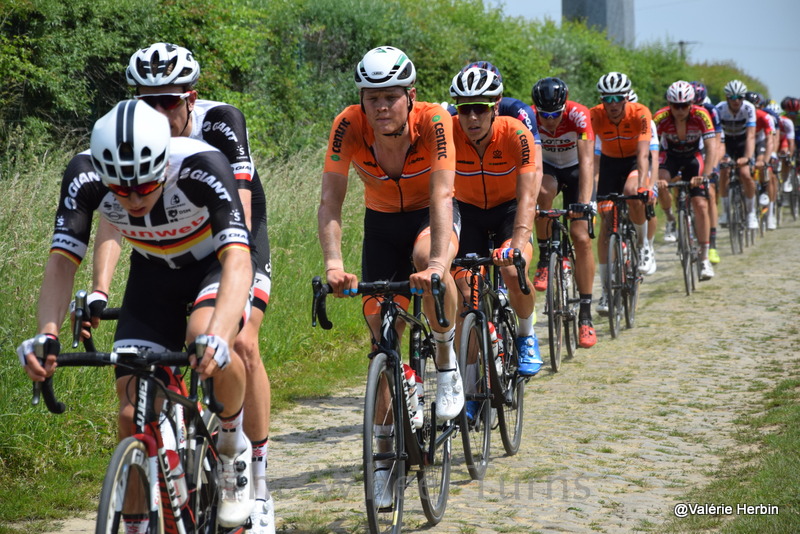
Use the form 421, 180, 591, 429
536, 108, 564, 119
455, 102, 496, 115
134, 92, 191, 110
601, 95, 626, 104
727, 95, 743, 101
670, 102, 691, 110
107, 180, 164, 198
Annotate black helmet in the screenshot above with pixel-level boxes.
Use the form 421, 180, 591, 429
531, 77, 569, 112
744, 91, 762, 107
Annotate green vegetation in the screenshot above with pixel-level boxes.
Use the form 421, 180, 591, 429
0, 0, 782, 530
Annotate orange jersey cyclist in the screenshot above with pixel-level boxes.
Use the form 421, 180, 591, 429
448, 65, 542, 393
530, 77, 597, 348
654, 80, 719, 281
317, 46, 464, 427
589, 71, 654, 316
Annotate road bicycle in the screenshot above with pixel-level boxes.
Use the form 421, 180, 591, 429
720, 159, 748, 255
31, 290, 226, 534
596, 192, 648, 339
666, 180, 701, 296
776, 153, 800, 223
535, 206, 593, 371
312, 275, 454, 533
451, 248, 529, 479
754, 165, 770, 237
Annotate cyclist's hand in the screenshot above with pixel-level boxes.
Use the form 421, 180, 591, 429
690, 175, 705, 187
325, 268, 359, 298
492, 247, 514, 266
192, 334, 231, 380
657, 179, 669, 190
567, 203, 592, 219
637, 187, 654, 205
754, 159, 765, 168
736, 156, 750, 167
409, 266, 444, 296
17, 334, 60, 382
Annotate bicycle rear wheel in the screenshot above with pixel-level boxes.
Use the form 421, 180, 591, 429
96, 437, 162, 534
791, 171, 800, 220
418, 343, 451, 525
729, 187, 744, 254
545, 252, 563, 372
457, 312, 491, 481
495, 307, 524, 455
606, 234, 623, 338
363, 352, 404, 534
563, 250, 579, 359
678, 210, 693, 296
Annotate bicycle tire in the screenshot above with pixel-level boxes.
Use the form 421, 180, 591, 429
623, 233, 640, 329
189, 411, 220, 534
563, 250, 579, 359
678, 209, 692, 296
729, 186, 744, 254
363, 352, 404, 534
791, 171, 800, 220
417, 346, 451, 524
606, 234, 623, 339
457, 312, 491, 481
495, 306, 524, 455
96, 436, 162, 534
545, 252, 563, 372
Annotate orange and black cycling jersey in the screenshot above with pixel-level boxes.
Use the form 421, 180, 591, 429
323, 101, 455, 213
451, 116, 536, 210
590, 102, 652, 159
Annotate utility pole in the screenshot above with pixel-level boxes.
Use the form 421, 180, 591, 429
673, 40, 699, 61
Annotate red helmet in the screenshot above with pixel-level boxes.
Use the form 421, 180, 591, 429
781, 96, 800, 113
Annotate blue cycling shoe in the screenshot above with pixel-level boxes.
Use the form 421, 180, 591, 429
516, 334, 543, 376
465, 400, 480, 425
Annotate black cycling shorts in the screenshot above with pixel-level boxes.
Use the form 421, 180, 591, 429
361, 199, 461, 284
597, 155, 638, 197
659, 152, 708, 198
457, 199, 520, 257
542, 162, 581, 207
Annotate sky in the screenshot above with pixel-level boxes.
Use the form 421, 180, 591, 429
488, 0, 800, 102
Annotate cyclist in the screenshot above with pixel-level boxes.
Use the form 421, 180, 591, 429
770, 101, 796, 190
589, 72, 654, 315
716, 80, 758, 230
530, 76, 597, 347
744, 92, 778, 229
17, 100, 257, 530
653, 80, 718, 281
690, 81, 723, 264
317, 47, 463, 505
626, 89, 659, 276
449, 64, 542, 390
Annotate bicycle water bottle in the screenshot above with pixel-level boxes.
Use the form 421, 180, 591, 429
563, 258, 572, 289
488, 322, 499, 359
622, 241, 629, 268
402, 364, 423, 430
492, 323, 506, 376
165, 449, 189, 508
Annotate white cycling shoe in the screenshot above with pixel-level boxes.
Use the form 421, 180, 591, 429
373, 468, 394, 510
435, 365, 464, 422
217, 442, 256, 528
247, 496, 276, 534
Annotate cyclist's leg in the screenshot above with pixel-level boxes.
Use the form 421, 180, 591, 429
657, 166, 677, 242
534, 170, 559, 291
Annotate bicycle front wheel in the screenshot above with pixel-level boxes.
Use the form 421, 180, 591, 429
545, 252, 563, 372
623, 235, 640, 329
606, 234, 623, 339
363, 352, 405, 534
678, 210, 693, 296
188, 411, 220, 533
457, 312, 491, 481
791, 172, 800, 220
495, 308, 524, 455
96, 437, 163, 534
417, 343, 452, 525
563, 249, 579, 359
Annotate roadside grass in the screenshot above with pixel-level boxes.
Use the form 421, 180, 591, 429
662, 371, 800, 533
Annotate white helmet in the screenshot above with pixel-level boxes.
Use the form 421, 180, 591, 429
449, 67, 503, 98
354, 46, 416, 89
767, 102, 782, 115
126, 43, 200, 87
723, 79, 748, 98
626, 90, 639, 103
90, 100, 170, 188
597, 72, 632, 94
666, 80, 695, 104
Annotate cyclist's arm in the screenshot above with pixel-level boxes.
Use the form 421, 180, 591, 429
534, 143, 544, 189
201, 247, 253, 346
425, 168, 456, 277
318, 170, 358, 295
744, 124, 756, 163
238, 188, 253, 232
577, 137, 595, 204
636, 139, 650, 188
92, 218, 122, 299
593, 152, 600, 198
510, 170, 536, 251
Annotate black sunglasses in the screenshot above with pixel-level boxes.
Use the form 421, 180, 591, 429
134, 92, 191, 110
455, 102, 496, 115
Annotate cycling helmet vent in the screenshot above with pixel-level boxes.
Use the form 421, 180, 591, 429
531, 77, 568, 111
449, 67, 503, 98
666, 80, 695, 104
723, 79, 747, 98
597, 71, 632, 94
